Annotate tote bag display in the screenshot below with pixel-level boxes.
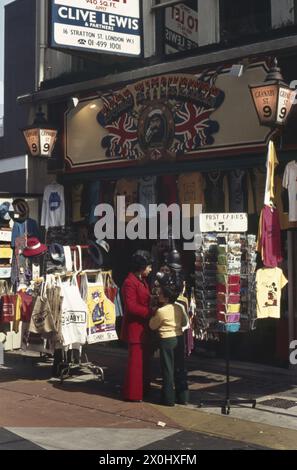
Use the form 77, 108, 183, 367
59, 275, 88, 347
81, 272, 118, 344
29, 282, 56, 335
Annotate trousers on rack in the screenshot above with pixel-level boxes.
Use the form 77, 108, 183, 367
123, 343, 151, 401
159, 335, 189, 406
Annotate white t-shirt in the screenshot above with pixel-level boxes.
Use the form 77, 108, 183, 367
282, 161, 297, 222
41, 183, 65, 230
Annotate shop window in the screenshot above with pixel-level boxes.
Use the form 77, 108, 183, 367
220, 0, 271, 45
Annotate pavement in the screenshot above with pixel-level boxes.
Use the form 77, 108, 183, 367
1, 344, 297, 450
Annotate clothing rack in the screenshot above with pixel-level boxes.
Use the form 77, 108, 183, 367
197, 330, 257, 415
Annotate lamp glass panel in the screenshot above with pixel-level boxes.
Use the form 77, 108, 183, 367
250, 84, 278, 125
39, 129, 58, 157
276, 85, 296, 125
23, 128, 41, 156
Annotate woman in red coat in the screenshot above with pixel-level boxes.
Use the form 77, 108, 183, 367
121, 250, 152, 402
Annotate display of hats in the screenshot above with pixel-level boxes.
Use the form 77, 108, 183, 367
88, 240, 104, 267
11, 199, 29, 222
23, 237, 47, 258
49, 243, 65, 265
165, 249, 182, 271
0, 202, 11, 221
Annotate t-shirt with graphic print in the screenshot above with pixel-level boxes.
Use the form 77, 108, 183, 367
178, 172, 205, 217
41, 183, 65, 230
256, 267, 288, 319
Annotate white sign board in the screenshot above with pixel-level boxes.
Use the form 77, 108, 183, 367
51, 0, 142, 57
165, 3, 198, 54
200, 213, 248, 233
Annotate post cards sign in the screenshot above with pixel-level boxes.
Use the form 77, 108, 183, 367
50, 0, 142, 56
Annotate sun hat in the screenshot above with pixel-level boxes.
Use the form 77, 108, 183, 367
23, 237, 47, 258
11, 199, 29, 222
49, 243, 65, 265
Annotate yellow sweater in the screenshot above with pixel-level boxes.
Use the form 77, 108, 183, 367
149, 303, 188, 339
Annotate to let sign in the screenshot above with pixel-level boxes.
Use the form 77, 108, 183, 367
50, 0, 142, 57
200, 213, 248, 233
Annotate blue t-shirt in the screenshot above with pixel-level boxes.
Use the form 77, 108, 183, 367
11, 218, 40, 248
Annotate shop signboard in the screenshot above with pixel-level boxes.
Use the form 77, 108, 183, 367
50, 0, 142, 57
65, 63, 274, 171
165, 3, 198, 54
200, 213, 248, 233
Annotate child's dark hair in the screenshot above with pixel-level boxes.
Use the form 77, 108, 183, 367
157, 272, 183, 304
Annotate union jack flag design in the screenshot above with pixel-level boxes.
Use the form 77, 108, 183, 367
172, 101, 219, 154
101, 113, 139, 160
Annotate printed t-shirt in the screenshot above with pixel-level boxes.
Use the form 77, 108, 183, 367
256, 268, 288, 319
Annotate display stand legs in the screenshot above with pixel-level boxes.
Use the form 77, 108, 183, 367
198, 332, 257, 415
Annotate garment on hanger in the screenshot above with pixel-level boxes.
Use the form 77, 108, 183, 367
138, 176, 157, 217
252, 168, 267, 215
159, 175, 177, 205
256, 267, 287, 319
71, 184, 84, 223
41, 183, 65, 230
257, 205, 283, 268
274, 174, 297, 230
225, 170, 248, 213
114, 178, 138, 222
264, 140, 279, 206
204, 171, 225, 213
11, 219, 40, 248
177, 172, 205, 217
282, 160, 297, 222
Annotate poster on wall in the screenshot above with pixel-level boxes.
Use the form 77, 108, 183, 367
165, 3, 198, 54
50, 0, 142, 57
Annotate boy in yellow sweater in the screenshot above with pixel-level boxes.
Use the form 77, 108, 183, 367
149, 273, 189, 407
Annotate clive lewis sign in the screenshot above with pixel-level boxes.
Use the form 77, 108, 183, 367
97, 74, 225, 161
50, 0, 142, 56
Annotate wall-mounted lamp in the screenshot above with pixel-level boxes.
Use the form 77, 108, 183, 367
22, 107, 58, 158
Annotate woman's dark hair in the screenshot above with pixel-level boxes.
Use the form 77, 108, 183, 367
158, 272, 183, 304
131, 250, 152, 272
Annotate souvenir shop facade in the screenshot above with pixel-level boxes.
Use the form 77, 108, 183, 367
6, 56, 297, 367
52, 58, 297, 367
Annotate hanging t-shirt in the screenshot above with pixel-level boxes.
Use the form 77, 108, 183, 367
274, 175, 297, 230
252, 168, 266, 215
178, 172, 205, 217
264, 140, 279, 206
72, 184, 84, 223
282, 160, 297, 222
41, 183, 65, 230
159, 175, 178, 205
204, 171, 225, 213
138, 176, 157, 217
225, 170, 248, 213
114, 178, 138, 222
256, 268, 288, 319
257, 205, 283, 268
11, 219, 40, 248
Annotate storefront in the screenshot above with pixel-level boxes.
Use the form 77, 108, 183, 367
1, 59, 297, 367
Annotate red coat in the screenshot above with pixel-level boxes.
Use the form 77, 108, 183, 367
120, 273, 151, 344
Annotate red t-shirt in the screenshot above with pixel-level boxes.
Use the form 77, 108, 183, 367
258, 205, 283, 268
